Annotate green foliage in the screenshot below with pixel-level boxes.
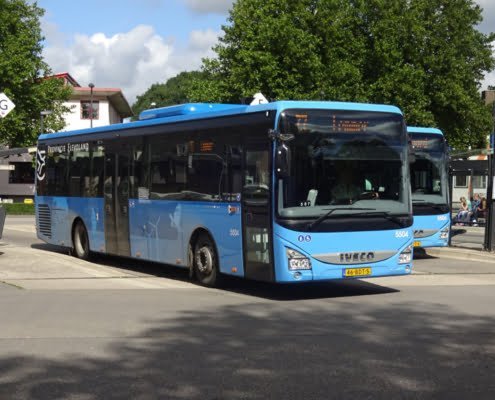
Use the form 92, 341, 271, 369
1, 203, 35, 215
189, 0, 495, 149
0, 0, 71, 147
132, 71, 206, 118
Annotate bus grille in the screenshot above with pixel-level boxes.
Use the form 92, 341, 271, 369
37, 204, 52, 238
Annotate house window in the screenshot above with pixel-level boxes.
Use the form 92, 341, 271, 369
81, 101, 99, 120
454, 175, 467, 188
9, 162, 35, 184
472, 175, 487, 189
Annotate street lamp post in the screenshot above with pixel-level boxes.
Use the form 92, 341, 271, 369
40, 110, 53, 133
89, 82, 95, 128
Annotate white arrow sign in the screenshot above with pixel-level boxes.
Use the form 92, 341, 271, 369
0, 92, 15, 118
250, 92, 269, 105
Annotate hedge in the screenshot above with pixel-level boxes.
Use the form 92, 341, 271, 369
1, 203, 35, 215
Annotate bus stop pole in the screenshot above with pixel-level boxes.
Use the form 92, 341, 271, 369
484, 134, 495, 251
448, 167, 454, 247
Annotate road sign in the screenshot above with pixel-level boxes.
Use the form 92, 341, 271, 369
0, 93, 15, 118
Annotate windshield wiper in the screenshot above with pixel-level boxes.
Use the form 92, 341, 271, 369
307, 207, 375, 231
348, 211, 408, 227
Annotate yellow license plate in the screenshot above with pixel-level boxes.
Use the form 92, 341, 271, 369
413, 241, 421, 247
343, 267, 372, 277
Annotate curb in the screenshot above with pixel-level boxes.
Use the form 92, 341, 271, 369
423, 246, 495, 263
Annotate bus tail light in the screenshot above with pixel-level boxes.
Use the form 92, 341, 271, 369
286, 248, 312, 271
398, 245, 413, 264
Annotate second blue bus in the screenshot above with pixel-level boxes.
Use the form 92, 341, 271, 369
408, 127, 450, 248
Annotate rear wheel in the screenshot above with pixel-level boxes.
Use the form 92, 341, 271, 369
73, 221, 90, 260
194, 233, 221, 287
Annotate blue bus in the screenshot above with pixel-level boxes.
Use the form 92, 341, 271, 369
35, 101, 413, 286
408, 127, 450, 248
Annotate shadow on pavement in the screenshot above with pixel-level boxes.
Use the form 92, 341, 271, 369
450, 228, 467, 237
413, 247, 437, 260
0, 302, 494, 399
216, 278, 398, 301
30, 243, 398, 301
31, 243, 70, 255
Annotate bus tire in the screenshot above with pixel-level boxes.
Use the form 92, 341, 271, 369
73, 221, 91, 260
194, 233, 221, 287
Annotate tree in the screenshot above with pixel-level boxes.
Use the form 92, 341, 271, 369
0, 0, 71, 147
189, 0, 495, 149
132, 71, 205, 118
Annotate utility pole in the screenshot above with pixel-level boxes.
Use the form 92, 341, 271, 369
89, 82, 95, 128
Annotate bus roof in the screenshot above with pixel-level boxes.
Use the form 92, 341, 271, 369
38, 101, 403, 141
407, 126, 444, 136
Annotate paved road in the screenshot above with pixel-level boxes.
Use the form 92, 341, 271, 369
451, 225, 485, 250
1, 216, 495, 399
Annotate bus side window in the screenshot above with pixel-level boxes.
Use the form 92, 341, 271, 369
131, 146, 148, 199
228, 145, 242, 194
90, 145, 105, 198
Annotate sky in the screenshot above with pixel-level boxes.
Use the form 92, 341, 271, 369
37, 0, 495, 106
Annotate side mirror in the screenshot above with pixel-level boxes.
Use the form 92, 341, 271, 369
275, 143, 290, 177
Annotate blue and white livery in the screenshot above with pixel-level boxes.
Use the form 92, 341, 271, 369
36, 101, 414, 286
408, 127, 450, 248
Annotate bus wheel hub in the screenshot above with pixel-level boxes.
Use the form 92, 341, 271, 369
196, 247, 213, 274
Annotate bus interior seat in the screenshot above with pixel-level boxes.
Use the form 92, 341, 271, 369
307, 189, 318, 206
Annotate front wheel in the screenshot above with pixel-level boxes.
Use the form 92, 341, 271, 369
73, 221, 90, 260
194, 234, 221, 287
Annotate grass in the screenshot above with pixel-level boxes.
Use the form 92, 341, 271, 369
1, 203, 35, 215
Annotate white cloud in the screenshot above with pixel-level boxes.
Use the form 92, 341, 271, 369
475, 0, 495, 89
40, 0, 493, 102
481, 42, 495, 90
183, 0, 234, 15
476, 0, 495, 35
42, 22, 221, 104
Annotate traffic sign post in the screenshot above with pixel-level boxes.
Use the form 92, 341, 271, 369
0, 92, 15, 118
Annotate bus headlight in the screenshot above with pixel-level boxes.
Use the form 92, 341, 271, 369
286, 248, 312, 271
398, 245, 413, 264
439, 228, 449, 239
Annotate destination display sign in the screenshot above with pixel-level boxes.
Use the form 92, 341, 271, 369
292, 113, 369, 133
281, 109, 402, 138
410, 134, 445, 152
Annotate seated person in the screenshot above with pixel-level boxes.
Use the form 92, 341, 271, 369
454, 197, 470, 225
469, 193, 481, 223
480, 197, 488, 217
473, 196, 487, 225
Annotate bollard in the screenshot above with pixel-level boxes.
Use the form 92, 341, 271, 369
0, 205, 5, 239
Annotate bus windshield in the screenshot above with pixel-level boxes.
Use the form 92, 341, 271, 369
410, 133, 449, 213
276, 109, 410, 220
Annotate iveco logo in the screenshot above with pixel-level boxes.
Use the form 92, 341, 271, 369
339, 252, 375, 263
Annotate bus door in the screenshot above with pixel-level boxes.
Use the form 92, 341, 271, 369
103, 143, 131, 256
241, 141, 274, 281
